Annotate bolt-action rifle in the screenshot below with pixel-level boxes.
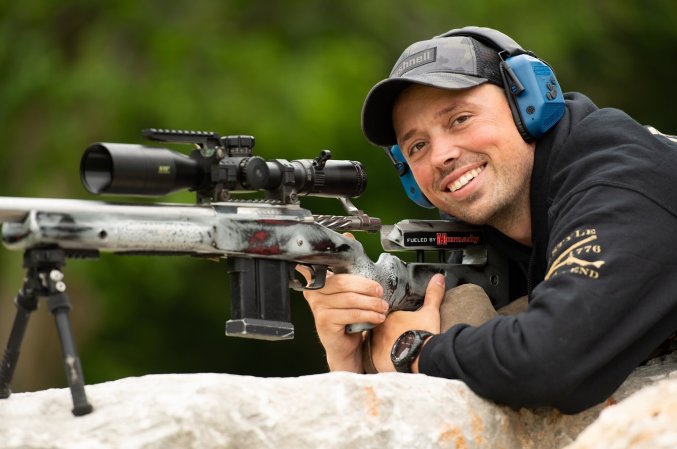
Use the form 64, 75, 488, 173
0, 129, 508, 415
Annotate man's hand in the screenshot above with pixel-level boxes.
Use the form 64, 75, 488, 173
298, 250, 389, 373
370, 273, 446, 373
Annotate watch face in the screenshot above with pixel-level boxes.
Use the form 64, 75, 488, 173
392, 330, 417, 364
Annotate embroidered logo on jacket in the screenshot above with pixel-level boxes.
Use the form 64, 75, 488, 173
545, 228, 606, 280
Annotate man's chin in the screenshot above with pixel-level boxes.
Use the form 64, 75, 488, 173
435, 200, 492, 225
432, 191, 488, 221
440, 208, 490, 225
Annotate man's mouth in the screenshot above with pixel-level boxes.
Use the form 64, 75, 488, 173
448, 164, 485, 192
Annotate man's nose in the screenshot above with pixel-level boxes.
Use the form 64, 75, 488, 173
429, 137, 461, 168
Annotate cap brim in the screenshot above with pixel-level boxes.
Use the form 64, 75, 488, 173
361, 73, 488, 147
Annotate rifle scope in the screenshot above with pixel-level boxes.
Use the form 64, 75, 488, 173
80, 130, 368, 202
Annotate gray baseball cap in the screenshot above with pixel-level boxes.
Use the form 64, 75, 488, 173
361, 35, 503, 147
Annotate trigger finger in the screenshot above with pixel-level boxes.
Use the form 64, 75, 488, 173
295, 264, 312, 283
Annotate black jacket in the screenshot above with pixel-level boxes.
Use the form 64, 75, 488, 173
418, 92, 677, 413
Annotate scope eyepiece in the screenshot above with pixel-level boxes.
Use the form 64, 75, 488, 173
290, 159, 367, 198
243, 158, 368, 199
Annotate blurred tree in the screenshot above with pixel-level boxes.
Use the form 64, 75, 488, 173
0, 0, 674, 392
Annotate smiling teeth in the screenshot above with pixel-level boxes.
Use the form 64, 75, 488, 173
449, 166, 484, 192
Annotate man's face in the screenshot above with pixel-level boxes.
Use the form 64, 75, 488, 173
393, 84, 535, 232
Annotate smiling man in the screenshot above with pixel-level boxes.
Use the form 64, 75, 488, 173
392, 84, 534, 245
303, 26, 677, 413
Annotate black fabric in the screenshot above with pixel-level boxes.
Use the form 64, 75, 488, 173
438, 26, 526, 57
470, 39, 504, 87
418, 92, 677, 413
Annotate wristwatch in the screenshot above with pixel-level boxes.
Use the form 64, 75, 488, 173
391, 330, 433, 373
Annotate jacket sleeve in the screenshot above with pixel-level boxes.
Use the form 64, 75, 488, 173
418, 185, 677, 413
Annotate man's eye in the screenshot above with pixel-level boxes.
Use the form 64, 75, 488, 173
409, 141, 426, 155
453, 115, 470, 126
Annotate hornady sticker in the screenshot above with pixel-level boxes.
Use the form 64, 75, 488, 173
403, 231, 483, 248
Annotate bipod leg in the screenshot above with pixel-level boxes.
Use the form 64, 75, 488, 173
0, 248, 94, 416
0, 287, 39, 399
46, 270, 94, 416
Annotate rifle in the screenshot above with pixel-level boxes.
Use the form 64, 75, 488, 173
0, 129, 508, 415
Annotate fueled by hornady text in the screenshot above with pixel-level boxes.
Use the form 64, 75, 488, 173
403, 231, 482, 248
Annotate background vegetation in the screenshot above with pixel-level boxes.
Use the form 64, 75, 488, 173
0, 0, 675, 392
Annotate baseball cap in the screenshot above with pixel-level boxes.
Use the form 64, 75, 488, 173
361, 34, 504, 147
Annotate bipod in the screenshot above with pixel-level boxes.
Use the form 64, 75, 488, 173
0, 247, 95, 416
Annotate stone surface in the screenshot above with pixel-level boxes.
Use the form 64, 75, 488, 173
563, 377, 677, 449
0, 353, 675, 449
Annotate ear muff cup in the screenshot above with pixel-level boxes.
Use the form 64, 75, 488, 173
388, 144, 434, 209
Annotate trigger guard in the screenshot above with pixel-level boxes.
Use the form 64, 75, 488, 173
290, 265, 327, 291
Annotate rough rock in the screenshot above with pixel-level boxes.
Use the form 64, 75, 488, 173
563, 378, 677, 449
0, 353, 675, 449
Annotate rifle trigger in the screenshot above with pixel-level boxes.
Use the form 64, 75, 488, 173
304, 266, 327, 290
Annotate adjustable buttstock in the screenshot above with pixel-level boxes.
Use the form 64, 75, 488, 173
225, 257, 294, 341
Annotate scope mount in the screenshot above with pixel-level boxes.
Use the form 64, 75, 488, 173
143, 129, 262, 203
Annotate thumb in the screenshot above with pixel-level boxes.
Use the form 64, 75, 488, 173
421, 273, 446, 311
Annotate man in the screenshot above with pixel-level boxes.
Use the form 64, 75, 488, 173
303, 26, 677, 413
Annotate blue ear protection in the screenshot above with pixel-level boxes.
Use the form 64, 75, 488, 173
498, 54, 565, 141
388, 27, 565, 207
387, 144, 435, 208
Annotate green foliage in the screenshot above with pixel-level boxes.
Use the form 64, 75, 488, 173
0, 0, 675, 391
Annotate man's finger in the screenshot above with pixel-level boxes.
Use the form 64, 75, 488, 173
421, 273, 446, 311
314, 308, 387, 328
295, 264, 313, 283
318, 273, 383, 297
